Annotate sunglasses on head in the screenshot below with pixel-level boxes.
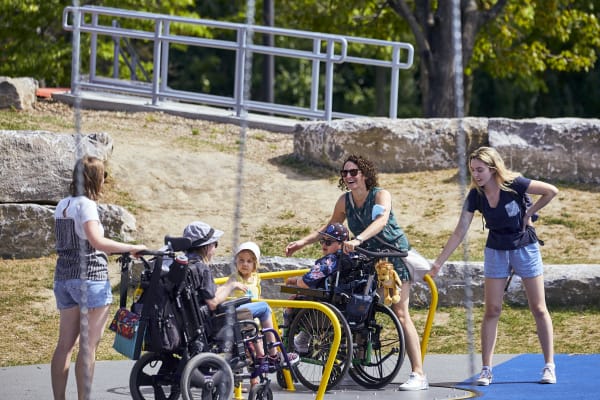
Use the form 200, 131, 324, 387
319, 238, 339, 246
340, 169, 360, 177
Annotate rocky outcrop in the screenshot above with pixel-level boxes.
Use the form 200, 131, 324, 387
0, 130, 133, 259
0, 130, 113, 203
0, 203, 136, 259
203, 257, 600, 307
0, 77, 37, 110
294, 117, 600, 183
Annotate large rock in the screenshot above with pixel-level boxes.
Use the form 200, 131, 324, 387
0, 131, 114, 203
0, 77, 37, 110
294, 118, 487, 172
410, 262, 600, 307
294, 117, 600, 183
0, 203, 137, 259
167, 257, 599, 307
489, 118, 600, 184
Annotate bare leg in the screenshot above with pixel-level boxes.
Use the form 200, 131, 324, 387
522, 275, 554, 364
392, 282, 424, 376
480, 278, 506, 367
51, 307, 81, 400
74, 305, 110, 400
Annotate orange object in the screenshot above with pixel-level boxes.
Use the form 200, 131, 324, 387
36, 87, 70, 98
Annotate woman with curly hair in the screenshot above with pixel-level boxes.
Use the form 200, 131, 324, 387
285, 154, 428, 391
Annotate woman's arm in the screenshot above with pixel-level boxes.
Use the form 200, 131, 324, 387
84, 220, 146, 256
524, 179, 559, 222
285, 194, 347, 256
429, 208, 474, 277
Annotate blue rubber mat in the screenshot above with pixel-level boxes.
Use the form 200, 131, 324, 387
457, 354, 599, 399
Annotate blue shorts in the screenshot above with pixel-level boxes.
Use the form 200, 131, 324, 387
54, 279, 113, 310
483, 243, 543, 279
240, 301, 272, 323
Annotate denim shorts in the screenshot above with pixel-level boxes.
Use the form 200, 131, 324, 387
54, 279, 113, 310
241, 301, 272, 323
483, 243, 543, 279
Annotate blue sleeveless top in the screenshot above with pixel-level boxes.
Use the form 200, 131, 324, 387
345, 188, 410, 281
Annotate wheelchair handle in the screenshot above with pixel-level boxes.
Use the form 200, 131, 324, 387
353, 246, 407, 259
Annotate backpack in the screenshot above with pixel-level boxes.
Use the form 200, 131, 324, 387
134, 257, 188, 353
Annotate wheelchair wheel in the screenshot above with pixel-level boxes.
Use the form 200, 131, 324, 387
248, 383, 273, 400
129, 352, 181, 400
287, 305, 353, 391
180, 352, 234, 400
348, 303, 405, 389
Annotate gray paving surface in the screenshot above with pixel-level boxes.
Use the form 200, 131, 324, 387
1, 354, 515, 399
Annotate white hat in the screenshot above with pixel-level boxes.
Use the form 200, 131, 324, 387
183, 221, 223, 248
235, 241, 260, 261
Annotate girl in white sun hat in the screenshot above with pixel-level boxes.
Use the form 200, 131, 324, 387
230, 241, 299, 385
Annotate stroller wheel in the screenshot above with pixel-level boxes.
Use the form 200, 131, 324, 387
130, 352, 181, 400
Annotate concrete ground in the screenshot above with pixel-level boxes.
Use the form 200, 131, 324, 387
5, 353, 590, 400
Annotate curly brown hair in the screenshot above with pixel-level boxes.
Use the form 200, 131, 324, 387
337, 154, 379, 191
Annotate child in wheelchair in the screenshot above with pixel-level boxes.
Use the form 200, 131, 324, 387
283, 223, 356, 352
129, 221, 295, 398
229, 241, 299, 386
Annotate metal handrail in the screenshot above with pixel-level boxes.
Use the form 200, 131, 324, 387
215, 273, 339, 400
62, 5, 414, 121
215, 266, 439, 397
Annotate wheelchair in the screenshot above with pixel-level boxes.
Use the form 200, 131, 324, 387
118, 236, 296, 400
280, 246, 408, 391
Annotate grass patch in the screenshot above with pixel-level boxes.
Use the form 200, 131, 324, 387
412, 305, 600, 355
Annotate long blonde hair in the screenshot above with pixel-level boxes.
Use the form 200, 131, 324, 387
468, 147, 521, 194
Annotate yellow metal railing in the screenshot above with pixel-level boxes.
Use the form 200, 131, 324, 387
215, 270, 339, 400
215, 267, 438, 399
420, 274, 438, 361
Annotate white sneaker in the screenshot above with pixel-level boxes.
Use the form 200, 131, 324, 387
397, 372, 428, 391
293, 331, 310, 354
540, 365, 556, 384
476, 367, 493, 386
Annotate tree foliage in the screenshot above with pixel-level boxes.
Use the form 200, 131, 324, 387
278, 0, 599, 117
0, 0, 597, 117
472, 0, 600, 93
0, 0, 199, 87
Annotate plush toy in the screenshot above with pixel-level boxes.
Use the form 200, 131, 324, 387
375, 260, 402, 306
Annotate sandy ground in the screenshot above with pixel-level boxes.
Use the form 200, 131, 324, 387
61, 103, 343, 252
27, 101, 599, 262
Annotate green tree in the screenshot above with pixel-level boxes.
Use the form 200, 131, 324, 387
0, 0, 199, 87
387, 0, 599, 117
276, 0, 598, 117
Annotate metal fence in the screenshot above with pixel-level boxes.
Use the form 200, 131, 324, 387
62, 5, 414, 121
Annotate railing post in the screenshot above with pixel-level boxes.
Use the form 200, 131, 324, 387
88, 12, 99, 83
234, 27, 246, 117
151, 19, 163, 106
159, 21, 171, 101
70, 7, 82, 96
111, 20, 120, 80
389, 45, 401, 119
323, 39, 336, 121
310, 39, 321, 116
